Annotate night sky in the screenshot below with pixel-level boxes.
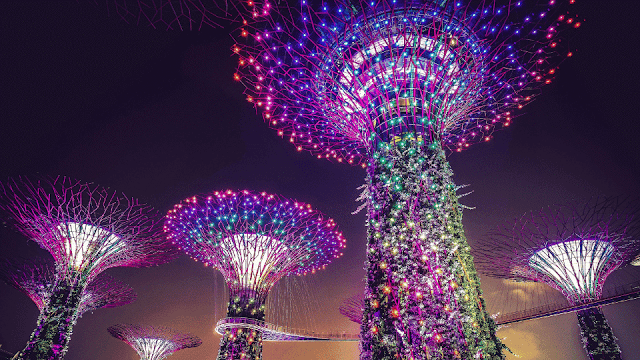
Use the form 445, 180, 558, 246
1, 1, 640, 359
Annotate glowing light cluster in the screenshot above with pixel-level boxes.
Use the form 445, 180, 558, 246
108, 323, 202, 360
234, 0, 580, 163
633, 254, 640, 266
56, 222, 123, 273
222, 233, 287, 290
164, 189, 346, 296
135, 338, 176, 359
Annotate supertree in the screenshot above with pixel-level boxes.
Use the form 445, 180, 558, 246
0, 259, 137, 316
474, 196, 640, 360
0, 176, 177, 360
85, 0, 273, 30
232, 0, 580, 358
107, 323, 202, 360
165, 189, 346, 360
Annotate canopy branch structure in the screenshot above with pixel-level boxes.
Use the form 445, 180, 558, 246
85, 0, 272, 30
475, 196, 640, 360
0, 259, 136, 316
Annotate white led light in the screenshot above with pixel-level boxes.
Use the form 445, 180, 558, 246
220, 234, 287, 290
55, 222, 122, 271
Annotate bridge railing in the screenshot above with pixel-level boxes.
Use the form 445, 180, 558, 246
215, 317, 359, 341
494, 279, 640, 325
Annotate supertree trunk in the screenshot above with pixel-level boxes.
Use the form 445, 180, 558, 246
15, 280, 85, 360
576, 307, 621, 360
361, 137, 503, 360
217, 291, 266, 360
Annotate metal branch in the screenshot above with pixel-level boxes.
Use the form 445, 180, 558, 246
108, 323, 201, 360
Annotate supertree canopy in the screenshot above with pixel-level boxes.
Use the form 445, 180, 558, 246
232, 0, 579, 358
165, 189, 345, 360
0, 176, 176, 360
633, 253, 640, 266
87, 0, 273, 30
339, 294, 365, 325
108, 323, 202, 360
474, 197, 640, 360
0, 259, 137, 316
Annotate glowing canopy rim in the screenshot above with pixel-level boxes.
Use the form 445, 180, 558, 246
528, 239, 614, 301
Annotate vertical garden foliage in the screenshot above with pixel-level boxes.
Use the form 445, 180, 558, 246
217, 328, 263, 360
577, 307, 622, 360
16, 280, 84, 360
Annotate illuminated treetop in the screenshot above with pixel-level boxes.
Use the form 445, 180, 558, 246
164, 189, 346, 296
107, 323, 202, 360
0, 177, 177, 285
475, 197, 640, 305
89, 0, 273, 30
234, 0, 580, 163
0, 259, 137, 315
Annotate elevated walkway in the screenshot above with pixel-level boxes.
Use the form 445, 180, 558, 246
216, 280, 640, 341
215, 317, 359, 341
494, 280, 640, 325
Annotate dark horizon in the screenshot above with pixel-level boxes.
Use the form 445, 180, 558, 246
1, 1, 639, 359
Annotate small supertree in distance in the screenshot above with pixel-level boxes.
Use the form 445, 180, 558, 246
107, 323, 202, 360
474, 197, 640, 360
232, 0, 580, 358
633, 253, 640, 266
0, 258, 137, 316
86, 0, 273, 30
0, 176, 177, 360
165, 189, 346, 360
